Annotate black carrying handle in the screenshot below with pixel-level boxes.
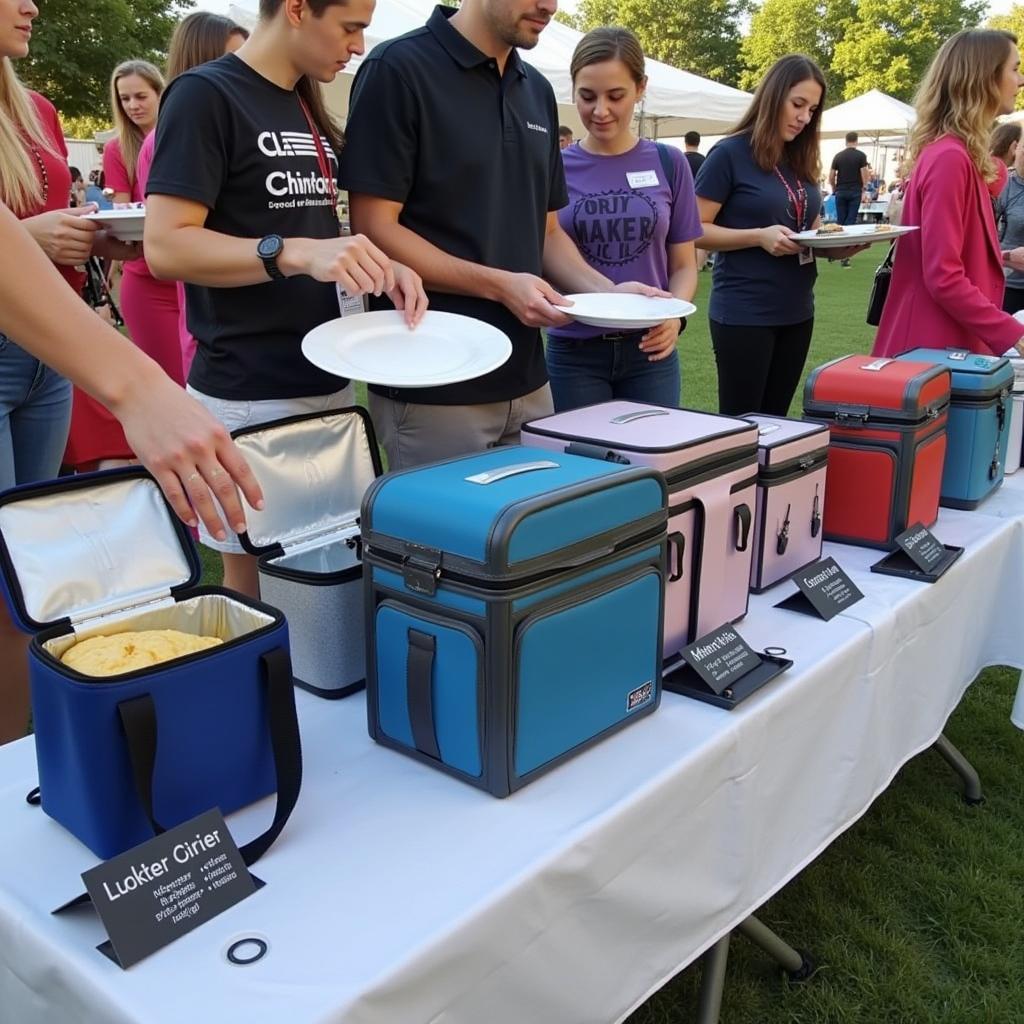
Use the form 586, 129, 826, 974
667, 531, 686, 582
116, 647, 302, 867
406, 629, 440, 760
734, 503, 752, 552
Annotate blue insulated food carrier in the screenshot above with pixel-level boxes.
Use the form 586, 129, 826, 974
897, 348, 1013, 508
0, 469, 300, 860
360, 446, 668, 796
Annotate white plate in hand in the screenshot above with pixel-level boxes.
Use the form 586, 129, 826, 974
554, 293, 697, 329
791, 224, 918, 249
82, 207, 146, 242
302, 309, 512, 387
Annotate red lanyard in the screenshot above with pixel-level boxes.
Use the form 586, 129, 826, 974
297, 95, 339, 227
773, 165, 807, 232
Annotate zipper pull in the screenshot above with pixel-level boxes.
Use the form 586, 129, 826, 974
811, 486, 821, 538
776, 503, 791, 555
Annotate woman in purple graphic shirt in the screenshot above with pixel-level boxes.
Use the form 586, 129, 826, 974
546, 27, 701, 411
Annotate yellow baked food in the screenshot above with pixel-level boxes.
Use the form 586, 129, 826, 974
62, 629, 223, 676
816, 223, 844, 235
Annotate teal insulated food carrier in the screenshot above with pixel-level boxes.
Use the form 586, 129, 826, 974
360, 446, 668, 796
897, 348, 1012, 508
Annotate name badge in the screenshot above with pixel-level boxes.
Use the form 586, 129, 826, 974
798, 246, 815, 265
337, 284, 365, 317
626, 170, 659, 189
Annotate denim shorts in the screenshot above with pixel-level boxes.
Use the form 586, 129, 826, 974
0, 333, 72, 491
187, 383, 354, 553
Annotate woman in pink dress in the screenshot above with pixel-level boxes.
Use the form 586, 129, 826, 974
135, 13, 249, 381
104, 60, 185, 386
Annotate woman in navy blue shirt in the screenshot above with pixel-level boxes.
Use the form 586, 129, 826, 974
695, 54, 861, 415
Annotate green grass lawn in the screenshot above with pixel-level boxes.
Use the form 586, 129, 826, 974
199, 255, 1024, 1023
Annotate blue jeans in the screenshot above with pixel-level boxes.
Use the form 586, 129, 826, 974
0, 334, 72, 490
546, 334, 681, 412
834, 189, 861, 226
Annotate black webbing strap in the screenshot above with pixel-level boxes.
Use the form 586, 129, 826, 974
734, 504, 752, 552
406, 629, 440, 760
116, 646, 302, 867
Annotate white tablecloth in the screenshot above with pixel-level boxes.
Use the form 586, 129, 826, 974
2, 493, 1024, 1024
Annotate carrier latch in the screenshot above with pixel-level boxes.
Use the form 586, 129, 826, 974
402, 544, 442, 596
833, 404, 870, 425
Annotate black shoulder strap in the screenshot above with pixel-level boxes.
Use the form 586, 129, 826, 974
656, 142, 677, 197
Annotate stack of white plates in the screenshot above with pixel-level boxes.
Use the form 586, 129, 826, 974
554, 293, 697, 330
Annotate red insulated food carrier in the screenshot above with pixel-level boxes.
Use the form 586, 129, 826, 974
802, 355, 950, 548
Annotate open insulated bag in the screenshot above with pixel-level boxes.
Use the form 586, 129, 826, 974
803, 355, 950, 547
361, 446, 667, 797
897, 348, 1013, 508
233, 407, 381, 698
741, 415, 829, 592
0, 469, 301, 860
521, 402, 757, 658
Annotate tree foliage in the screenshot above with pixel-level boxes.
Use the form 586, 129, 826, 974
831, 0, 986, 100
739, 0, 985, 102
19, 0, 193, 119
573, 0, 750, 86
739, 0, 854, 98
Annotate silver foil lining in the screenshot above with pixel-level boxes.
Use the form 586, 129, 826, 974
42, 593, 275, 663
232, 410, 377, 552
0, 476, 192, 626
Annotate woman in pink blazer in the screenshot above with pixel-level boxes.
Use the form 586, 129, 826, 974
873, 29, 1024, 359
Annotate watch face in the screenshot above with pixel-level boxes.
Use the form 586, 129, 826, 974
258, 235, 282, 259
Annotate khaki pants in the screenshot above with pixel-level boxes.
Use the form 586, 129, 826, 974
368, 383, 554, 471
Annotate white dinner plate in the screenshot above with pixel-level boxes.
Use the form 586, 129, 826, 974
792, 224, 919, 249
302, 309, 512, 387
554, 293, 697, 329
82, 207, 146, 242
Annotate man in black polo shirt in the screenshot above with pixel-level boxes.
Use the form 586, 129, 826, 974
339, 0, 663, 469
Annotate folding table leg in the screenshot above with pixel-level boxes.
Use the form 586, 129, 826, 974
695, 934, 731, 1024
736, 915, 813, 978
932, 733, 984, 805
694, 917, 815, 1024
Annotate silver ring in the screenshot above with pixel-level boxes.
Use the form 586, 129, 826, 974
209, 467, 224, 479
186, 471, 201, 483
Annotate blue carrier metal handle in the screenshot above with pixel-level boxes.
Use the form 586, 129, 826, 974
464, 461, 559, 485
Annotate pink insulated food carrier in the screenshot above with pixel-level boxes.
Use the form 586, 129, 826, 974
521, 401, 758, 660
742, 414, 830, 592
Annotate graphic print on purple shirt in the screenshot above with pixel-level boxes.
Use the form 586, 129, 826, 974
551, 139, 702, 341
572, 189, 660, 266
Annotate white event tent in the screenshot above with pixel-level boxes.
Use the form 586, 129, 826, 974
818, 89, 916, 182
819, 89, 916, 140
229, 1, 751, 137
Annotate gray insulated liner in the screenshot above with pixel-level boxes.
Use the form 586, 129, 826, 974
232, 406, 383, 699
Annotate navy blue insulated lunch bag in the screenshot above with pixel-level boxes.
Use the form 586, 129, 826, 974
361, 446, 668, 796
0, 469, 302, 861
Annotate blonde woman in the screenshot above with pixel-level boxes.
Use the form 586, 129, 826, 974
873, 29, 1024, 357
103, 60, 185, 386
0, 0, 135, 741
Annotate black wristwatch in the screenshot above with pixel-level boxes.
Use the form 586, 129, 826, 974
257, 234, 285, 281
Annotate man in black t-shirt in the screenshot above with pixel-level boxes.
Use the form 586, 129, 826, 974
683, 131, 705, 179
683, 131, 708, 270
144, 0, 426, 598
339, 0, 665, 471
829, 132, 869, 226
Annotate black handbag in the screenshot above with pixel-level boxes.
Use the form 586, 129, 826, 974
866, 241, 896, 327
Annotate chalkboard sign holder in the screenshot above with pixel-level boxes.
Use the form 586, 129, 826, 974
663, 651, 793, 710
870, 543, 962, 582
